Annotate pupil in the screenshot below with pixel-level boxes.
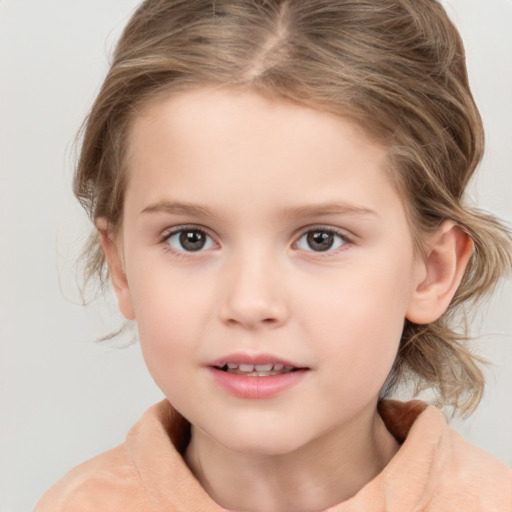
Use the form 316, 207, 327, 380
307, 231, 333, 252
180, 230, 206, 251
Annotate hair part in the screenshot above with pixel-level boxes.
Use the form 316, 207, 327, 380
74, 0, 512, 415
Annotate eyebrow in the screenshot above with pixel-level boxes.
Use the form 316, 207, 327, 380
141, 201, 214, 217
280, 202, 379, 220
141, 200, 378, 219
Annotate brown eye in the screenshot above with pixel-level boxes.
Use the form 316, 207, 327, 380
166, 229, 215, 253
307, 231, 334, 251
180, 230, 206, 251
296, 229, 346, 252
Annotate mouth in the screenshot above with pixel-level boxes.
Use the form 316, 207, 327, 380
208, 355, 309, 398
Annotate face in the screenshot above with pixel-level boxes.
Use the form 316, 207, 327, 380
112, 88, 424, 455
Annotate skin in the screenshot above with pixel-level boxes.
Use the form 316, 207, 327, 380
99, 88, 472, 512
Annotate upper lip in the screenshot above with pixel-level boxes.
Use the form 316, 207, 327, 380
208, 352, 308, 369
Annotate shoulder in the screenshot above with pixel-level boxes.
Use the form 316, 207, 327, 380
436, 427, 512, 510
379, 400, 512, 511
33, 400, 192, 512
33, 443, 151, 512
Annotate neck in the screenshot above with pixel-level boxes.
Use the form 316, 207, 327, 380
184, 405, 399, 512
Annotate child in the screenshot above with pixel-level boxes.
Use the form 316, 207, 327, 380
35, 0, 512, 510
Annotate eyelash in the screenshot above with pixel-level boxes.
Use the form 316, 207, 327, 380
160, 225, 216, 257
160, 225, 353, 257
294, 226, 352, 255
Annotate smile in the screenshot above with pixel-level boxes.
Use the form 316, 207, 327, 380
208, 354, 309, 399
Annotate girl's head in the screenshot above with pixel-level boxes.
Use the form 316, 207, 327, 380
75, 0, 511, 416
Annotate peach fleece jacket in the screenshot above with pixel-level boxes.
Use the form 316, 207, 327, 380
35, 400, 512, 512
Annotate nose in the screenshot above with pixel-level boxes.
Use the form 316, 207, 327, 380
218, 251, 289, 329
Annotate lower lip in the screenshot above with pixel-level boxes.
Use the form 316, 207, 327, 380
208, 368, 308, 399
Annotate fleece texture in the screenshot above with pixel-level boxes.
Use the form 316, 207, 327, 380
35, 400, 512, 511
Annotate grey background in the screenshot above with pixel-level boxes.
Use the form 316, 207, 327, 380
1, 1, 511, 511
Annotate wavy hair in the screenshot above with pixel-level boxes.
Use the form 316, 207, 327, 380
74, 0, 512, 415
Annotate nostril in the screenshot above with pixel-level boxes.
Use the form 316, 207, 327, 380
219, 294, 289, 328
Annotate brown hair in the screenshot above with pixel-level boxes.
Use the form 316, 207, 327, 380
74, 0, 511, 415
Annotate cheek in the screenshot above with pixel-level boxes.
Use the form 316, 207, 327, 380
128, 254, 214, 330
302, 257, 412, 390
126, 268, 212, 378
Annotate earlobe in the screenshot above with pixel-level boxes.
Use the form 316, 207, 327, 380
96, 218, 136, 320
406, 221, 473, 324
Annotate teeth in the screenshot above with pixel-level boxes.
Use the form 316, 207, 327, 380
255, 363, 273, 371
219, 362, 298, 375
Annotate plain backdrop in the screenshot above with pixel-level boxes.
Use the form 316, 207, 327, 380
1, 1, 511, 511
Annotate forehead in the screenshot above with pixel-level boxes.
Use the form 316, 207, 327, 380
123, 88, 408, 226
127, 87, 386, 157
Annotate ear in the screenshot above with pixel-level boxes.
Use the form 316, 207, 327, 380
96, 218, 135, 320
406, 221, 473, 324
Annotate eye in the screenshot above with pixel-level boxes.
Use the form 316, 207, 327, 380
165, 228, 216, 253
296, 229, 347, 253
